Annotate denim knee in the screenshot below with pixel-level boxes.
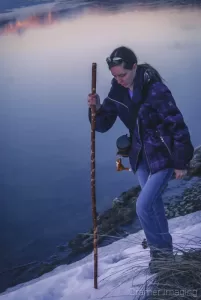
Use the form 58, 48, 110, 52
136, 193, 152, 216
136, 197, 150, 218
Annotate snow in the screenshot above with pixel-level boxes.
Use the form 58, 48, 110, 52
1, 211, 201, 300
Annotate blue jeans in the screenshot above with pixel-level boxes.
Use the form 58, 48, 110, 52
136, 158, 174, 253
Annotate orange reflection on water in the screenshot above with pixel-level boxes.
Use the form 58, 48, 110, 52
0, 12, 55, 36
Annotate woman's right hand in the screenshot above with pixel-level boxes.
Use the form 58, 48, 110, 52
88, 93, 101, 111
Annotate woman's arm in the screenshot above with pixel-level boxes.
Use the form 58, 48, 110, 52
88, 97, 118, 133
88, 84, 118, 133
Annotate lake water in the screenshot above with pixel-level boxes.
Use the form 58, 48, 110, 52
0, 0, 201, 283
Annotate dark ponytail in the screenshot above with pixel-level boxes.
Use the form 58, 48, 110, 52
139, 63, 164, 83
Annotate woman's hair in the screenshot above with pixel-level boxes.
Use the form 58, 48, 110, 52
107, 46, 164, 82
108, 46, 138, 70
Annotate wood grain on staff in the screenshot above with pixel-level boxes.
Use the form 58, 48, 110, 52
91, 62, 98, 289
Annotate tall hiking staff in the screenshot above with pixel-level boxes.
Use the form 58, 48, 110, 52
90, 62, 98, 289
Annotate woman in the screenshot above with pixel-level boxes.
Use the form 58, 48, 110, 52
88, 46, 194, 272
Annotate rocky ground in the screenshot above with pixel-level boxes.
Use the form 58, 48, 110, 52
1, 145, 201, 293
66, 145, 201, 255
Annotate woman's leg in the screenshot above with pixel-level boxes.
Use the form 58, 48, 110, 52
152, 195, 172, 249
136, 160, 151, 245
136, 164, 173, 252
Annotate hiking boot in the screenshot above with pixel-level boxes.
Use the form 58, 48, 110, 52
149, 250, 174, 274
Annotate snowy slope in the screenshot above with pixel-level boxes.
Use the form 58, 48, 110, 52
1, 211, 201, 300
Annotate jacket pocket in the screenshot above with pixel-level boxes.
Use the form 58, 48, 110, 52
156, 130, 172, 157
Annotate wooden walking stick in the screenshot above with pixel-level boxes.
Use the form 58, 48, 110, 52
91, 62, 98, 289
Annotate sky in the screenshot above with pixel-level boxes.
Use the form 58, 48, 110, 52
0, 210, 201, 300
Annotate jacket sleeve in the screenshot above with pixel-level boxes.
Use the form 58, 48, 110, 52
88, 85, 118, 133
152, 83, 194, 170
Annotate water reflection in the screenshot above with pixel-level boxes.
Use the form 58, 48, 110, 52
1, 1, 201, 36
0, 1, 201, 290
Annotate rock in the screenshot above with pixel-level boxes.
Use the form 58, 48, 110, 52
186, 206, 193, 211
113, 197, 124, 206
188, 145, 201, 176
169, 212, 175, 218
68, 195, 137, 254
112, 186, 141, 208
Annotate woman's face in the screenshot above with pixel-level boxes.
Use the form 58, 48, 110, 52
110, 63, 137, 89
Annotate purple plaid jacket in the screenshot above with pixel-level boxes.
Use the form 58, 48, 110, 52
88, 66, 194, 174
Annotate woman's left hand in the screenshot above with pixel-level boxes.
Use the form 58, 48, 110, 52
174, 169, 187, 179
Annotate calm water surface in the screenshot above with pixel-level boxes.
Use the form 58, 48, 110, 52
0, 0, 201, 274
